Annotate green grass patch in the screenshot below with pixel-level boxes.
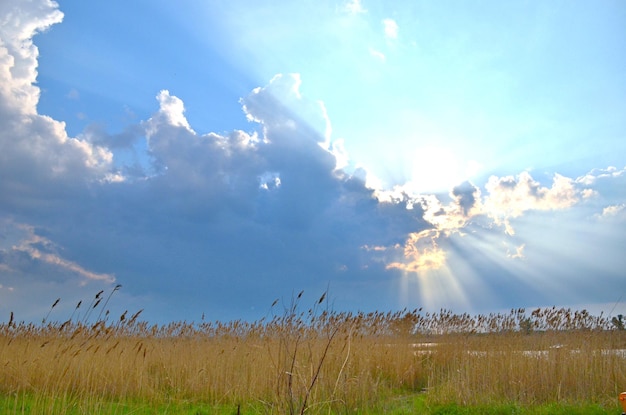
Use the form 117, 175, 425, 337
375, 393, 619, 415
0, 392, 621, 414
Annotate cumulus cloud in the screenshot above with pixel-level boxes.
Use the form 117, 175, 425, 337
148, 90, 194, 133
369, 170, 586, 273
382, 18, 399, 40
386, 229, 446, 273
0, 0, 63, 114
0, 0, 115, 206
343, 0, 367, 14
601, 204, 625, 216
241, 73, 333, 147
368, 179, 481, 267
595, 204, 626, 222
483, 172, 578, 235
0, 0, 124, 320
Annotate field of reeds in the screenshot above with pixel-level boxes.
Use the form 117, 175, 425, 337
1, 288, 625, 414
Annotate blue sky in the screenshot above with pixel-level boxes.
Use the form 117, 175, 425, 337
1, 0, 625, 323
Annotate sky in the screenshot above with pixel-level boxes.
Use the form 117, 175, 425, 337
1, 0, 625, 324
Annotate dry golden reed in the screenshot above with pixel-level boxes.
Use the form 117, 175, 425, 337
1, 291, 625, 413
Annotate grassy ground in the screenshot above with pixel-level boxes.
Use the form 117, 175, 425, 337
0, 392, 621, 414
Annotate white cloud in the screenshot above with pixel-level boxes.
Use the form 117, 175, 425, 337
0, 1, 130, 320
369, 48, 386, 61
241, 73, 332, 148
581, 188, 598, 199
329, 138, 349, 170
386, 229, 446, 273
576, 166, 625, 186
344, 0, 367, 14
0, 220, 115, 284
0, 0, 63, 114
0, 0, 114, 197
382, 18, 398, 40
602, 204, 625, 216
596, 204, 626, 221
483, 172, 578, 235
145, 90, 193, 134
369, 169, 592, 273
258, 171, 281, 190
373, 181, 481, 273
506, 243, 525, 259
12, 227, 115, 285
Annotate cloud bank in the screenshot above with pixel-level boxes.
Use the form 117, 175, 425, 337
1, 0, 624, 323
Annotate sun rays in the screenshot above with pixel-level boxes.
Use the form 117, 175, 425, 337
374, 166, 624, 313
